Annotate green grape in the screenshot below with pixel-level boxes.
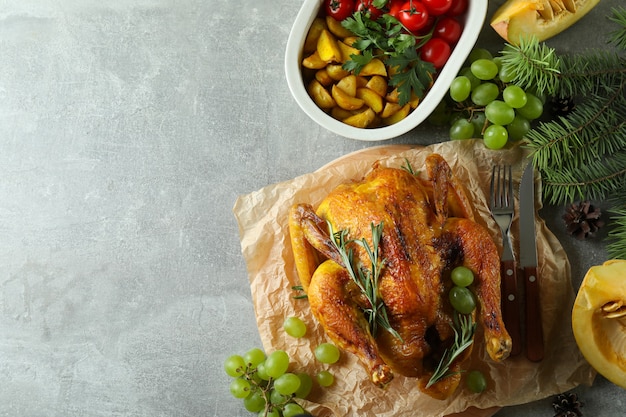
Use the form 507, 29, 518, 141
466, 370, 488, 393
485, 100, 515, 125
459, 67, 481, 90
244, 390, 266, 413
470, 59, 499, 81
449, 76, 472, 102
269, 388, 288, 404
492, 56, 503, 72
468, 48, 492, 63
244, 348, 266, 368
229, 378, 251, 399
527, 87, 547, 104
315, 343, 341, 364
506, 115, 530, 141
498, 64, 516, 83
471, 82, 499, 106
483, 125, 509, 150
260, 408, 281, 417
283, 402, 306, 417
295, 373, 313, 399
265, 350, 290, 378
274, 373, 302, 396
516, 93, 543, 120
283, 316, 307, 338
502, 85, 527, 108
256, 361, 270, 381
317, 370, 335, 387
449, 118, 475, 140
451, 266, 474, 287
224, 354, 246, 377
470, 112, 487, 138
449, 286, 476, 314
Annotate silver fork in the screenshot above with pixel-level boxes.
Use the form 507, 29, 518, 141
490, 165, 521, 356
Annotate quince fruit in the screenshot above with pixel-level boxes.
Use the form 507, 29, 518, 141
491, 0, 600, 45
572, 260, 626, 389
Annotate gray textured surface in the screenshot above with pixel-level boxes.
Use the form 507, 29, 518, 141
0, 0, 623, 416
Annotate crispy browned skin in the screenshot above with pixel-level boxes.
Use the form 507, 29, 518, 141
289, 154, 511, 399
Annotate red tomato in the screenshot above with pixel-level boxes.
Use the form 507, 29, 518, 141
356, 0, 383, 19
446, 0, 468, 16
420, 37, 451, 69
434, 16, 462, 44
397, 1, 430, 33
388, 0, 404, 18
324, 0, 355, 21
421, 0, 452, 15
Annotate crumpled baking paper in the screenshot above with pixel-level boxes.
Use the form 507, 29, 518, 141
233, 140, 595, 417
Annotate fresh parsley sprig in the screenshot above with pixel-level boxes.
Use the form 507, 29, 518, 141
341, 12, 436, 106
327, 220, 402, 342
426, 312, 476, 388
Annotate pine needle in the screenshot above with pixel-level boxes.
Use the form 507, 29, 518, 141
499, 37, 561, 96
608, 6, 626, 50
608, 207, 626, 260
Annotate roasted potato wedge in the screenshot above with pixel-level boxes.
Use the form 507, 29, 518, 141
317, 29, 342, 63
332, 84, 364, 110
308, 79, 336, 109
343, 108, 376, 128
356, 87, 383, 114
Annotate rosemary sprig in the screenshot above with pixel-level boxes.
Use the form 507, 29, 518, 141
426, 312, 476, 388
401, 157, 416, 175
327, 220, 402, 341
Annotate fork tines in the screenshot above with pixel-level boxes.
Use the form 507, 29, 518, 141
491, 165, 513, 210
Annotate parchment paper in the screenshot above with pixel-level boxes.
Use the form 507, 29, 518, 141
233, 140, 595, 417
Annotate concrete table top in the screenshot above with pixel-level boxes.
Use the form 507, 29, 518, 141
0, 0, 623, 416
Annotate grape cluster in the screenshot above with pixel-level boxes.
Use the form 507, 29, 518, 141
224, 316, 341, 417
448, 266, 487, 394
435, 48, 545, 149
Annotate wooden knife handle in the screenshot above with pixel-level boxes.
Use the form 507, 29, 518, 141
501, 259, 521, 356
524, 265, 544, 362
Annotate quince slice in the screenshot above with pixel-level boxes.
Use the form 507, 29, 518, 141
491, 0, 600, 45
572, 259, 626, 389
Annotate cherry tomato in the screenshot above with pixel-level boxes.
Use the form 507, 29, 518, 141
420, 37, 451, 69
434, 16, 462, 44
356, 0, 383, 19
446, 0, 468, 16
421, 0, 452, 15
324, 0, 356, 21
388, 0, 404, 18
398, 1, 430, 33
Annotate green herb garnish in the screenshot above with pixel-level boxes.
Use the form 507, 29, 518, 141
426, 312, 476, 388
327, 220, 402, 342
341, 12, 436, 106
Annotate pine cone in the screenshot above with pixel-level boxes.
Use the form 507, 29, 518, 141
549, 96, 576, 117
552, 392, 584, 416
563, 201, 604, 240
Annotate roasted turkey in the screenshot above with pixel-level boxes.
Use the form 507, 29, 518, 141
289, 154, 512, 399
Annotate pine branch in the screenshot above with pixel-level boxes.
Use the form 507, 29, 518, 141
540, 151, 626, 205
527, 83, 626, 175
608, 206, 626, 260
556, 50, 626, 98
499, 37, 561, 96
608, 6, 626, 50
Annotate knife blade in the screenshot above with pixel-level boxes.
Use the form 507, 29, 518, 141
519, 162, 544, 362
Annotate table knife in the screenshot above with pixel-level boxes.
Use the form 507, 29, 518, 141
519, 162, 544, 362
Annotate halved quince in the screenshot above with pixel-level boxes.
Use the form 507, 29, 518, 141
491, 0, 600, 45
572, 260, 626, 389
